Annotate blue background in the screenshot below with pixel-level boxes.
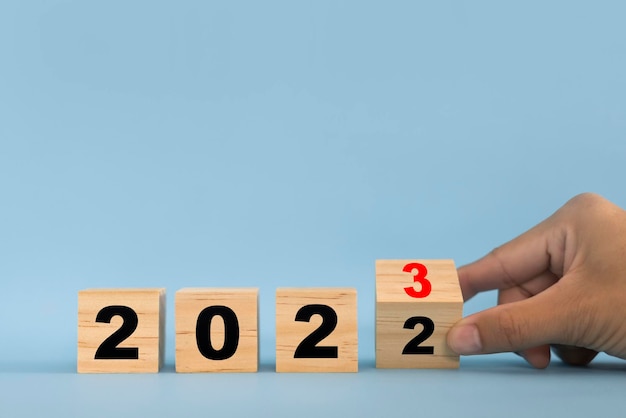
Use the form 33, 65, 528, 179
1, 1, 625, 417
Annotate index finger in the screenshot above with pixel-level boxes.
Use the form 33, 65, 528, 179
459, 217, 562, 301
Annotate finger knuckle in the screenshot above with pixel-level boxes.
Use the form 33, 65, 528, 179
487, 246, 517, 288
567, 192, 605, 208
495, 308, 526, 350
563, 193, 610, 218
556, 193, 618, 236
564, 295, 599, 347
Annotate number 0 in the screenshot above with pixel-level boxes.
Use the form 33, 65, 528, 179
195, 306, 240, 361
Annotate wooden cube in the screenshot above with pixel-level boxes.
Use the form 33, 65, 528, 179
77, 288, 165, 373
175, 288, 259, 373
376, 260, 463, 369
276, 288, 358, 373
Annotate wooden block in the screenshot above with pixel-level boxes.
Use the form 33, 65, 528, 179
175, 288, 258, 373
77, 288, 165, 373
376, 260, 463, 369
276, 288, 358, 373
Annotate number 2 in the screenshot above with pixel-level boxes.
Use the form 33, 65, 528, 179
403, 262, 432, 298
402, 316, 435, 355
94, 305, 139, 360
294, 304, 339, 359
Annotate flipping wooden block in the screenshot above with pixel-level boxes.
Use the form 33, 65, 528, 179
175, 288, 259, 373
276, 288, 358, 373
376, 260, 463, 369
77, 288, 165, 373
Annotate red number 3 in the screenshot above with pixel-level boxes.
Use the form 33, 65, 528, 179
403, 262, 432, 298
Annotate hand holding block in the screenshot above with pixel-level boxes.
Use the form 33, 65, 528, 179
77, 288, 165, 373
276, 288, 358, 373
175, 288, 259, 373
376, 260, 463, 369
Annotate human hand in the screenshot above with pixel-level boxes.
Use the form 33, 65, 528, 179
446, 193, 626, 368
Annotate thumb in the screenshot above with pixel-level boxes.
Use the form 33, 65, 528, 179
447, 288, 572, 357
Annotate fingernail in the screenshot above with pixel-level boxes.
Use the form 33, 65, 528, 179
448, 324, 482, 354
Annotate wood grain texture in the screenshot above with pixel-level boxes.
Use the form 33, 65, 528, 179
175, 288, 258, 373
276, 288, 358, 373
77, 288, 165, 373
375, 260, 463, 369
